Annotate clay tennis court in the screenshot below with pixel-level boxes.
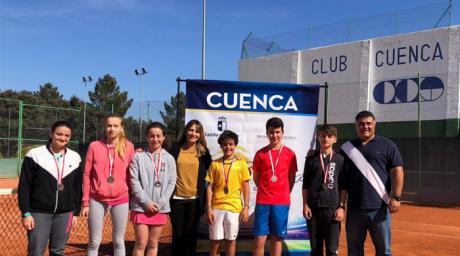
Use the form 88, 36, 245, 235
1, 178, 459, 255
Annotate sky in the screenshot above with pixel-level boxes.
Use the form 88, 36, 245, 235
0, 0, 458, 108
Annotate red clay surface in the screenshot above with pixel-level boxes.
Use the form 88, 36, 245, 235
1, 178, 459, 255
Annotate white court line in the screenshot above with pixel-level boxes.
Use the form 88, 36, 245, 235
393, 229, 460, 239
0, 188, 14, 195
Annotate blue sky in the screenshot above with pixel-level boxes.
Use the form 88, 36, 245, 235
0, 0, 458, 105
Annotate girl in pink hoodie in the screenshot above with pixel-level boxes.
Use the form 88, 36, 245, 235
81, 115, 135, 256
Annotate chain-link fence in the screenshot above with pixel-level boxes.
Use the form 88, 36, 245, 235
242, 1, 452, 59
0, 98, 174, 177
0, 97, 175, 255
0, 193, 172, 255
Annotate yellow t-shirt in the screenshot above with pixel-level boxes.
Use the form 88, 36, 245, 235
205, 158, 251, 213
175, 147, 199, 197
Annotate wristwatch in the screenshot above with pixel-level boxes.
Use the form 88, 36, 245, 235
391, 196, 401, 202
338, 203, 346, 209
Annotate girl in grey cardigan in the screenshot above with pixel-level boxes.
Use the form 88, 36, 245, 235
130, 122, 177, 256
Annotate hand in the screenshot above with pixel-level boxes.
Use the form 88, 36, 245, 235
207, 208, 215, 225
72, 216, 78, 228
303, 204, 312, 220
145, 203, 159, 215
22, 216, 34, 231
389, 198, 401, 214
334, 208, 345, 222
81, 207, 89, 220
240, 206, 249, 224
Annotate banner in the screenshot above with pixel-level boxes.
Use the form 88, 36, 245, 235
369, 27, 449, 122
185, 79, 320, 255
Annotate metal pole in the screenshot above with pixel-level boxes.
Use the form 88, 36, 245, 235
17, 100, 23, 176
83, 80, 87, 144
147, 101, 151, 122
176, 77, 181, 143
202, 0, 206, 79
417, 73, 422, 200
140, 75, 144, 143
324, 82, 329, 125
7, 109, 11, 157
83, 101, 87, 144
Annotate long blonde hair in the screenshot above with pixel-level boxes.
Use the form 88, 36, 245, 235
105, 115, 127, 160
178, 119, 208, 157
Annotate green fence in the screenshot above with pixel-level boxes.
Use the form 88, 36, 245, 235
0, 98, 82, 177
0, 98, 172, 178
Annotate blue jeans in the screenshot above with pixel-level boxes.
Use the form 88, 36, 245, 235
346, 207, 391, 256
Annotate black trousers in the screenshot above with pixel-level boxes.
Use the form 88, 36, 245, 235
170, 198, 201, 256
307, 207, 341, 256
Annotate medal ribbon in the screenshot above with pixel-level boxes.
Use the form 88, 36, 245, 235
221, 157, 235, 189
107, 144, 116, 178
149, 148, 162, 182
268, 145, 284, 179
319, 151, 334, 184
50, 146, 66, 185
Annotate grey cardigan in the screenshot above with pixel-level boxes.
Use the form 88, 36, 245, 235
130, 148, 177, 213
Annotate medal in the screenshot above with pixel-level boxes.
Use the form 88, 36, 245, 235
149, 147, 163, 188
107, 143, 116, 184
268, 145, 283, 183
222, 157, 235, 195
50, 146, 66, 192
319, 151, 334, 189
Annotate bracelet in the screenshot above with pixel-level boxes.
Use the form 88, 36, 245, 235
23, 212, 32, 218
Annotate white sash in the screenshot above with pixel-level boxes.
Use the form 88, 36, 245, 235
341, 141, 390, 204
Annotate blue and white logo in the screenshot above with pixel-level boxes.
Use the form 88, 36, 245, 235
217, 116, 227, 132
373, 76, 444, 104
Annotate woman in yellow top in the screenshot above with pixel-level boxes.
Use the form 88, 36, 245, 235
170, 120, 212, 256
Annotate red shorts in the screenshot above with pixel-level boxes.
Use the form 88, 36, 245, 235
130, 211, 168, 225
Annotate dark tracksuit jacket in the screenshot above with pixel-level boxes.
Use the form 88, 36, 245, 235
302, 151, 345, 256
18, 144, 83, 217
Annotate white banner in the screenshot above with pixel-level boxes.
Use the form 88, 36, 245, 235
185, 79, 320, 255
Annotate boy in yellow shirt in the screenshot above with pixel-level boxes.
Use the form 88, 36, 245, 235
206, 130, 251, 256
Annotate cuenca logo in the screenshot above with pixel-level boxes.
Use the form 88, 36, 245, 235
206, 92, 298, 111
373, 76, 444, 104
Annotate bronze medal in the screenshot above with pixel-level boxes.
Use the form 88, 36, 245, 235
107, 176, 115, 184
155, 181, 162, 188
223, 186, 229, 194
57, 183, 65, 191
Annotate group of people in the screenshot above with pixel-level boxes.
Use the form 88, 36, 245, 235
17, 110, 404, 256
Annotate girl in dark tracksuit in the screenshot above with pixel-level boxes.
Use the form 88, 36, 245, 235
170, 120, 212, 256
18, 121, 82, 256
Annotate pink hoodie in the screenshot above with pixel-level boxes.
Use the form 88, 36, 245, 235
82, 138, 134, 207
